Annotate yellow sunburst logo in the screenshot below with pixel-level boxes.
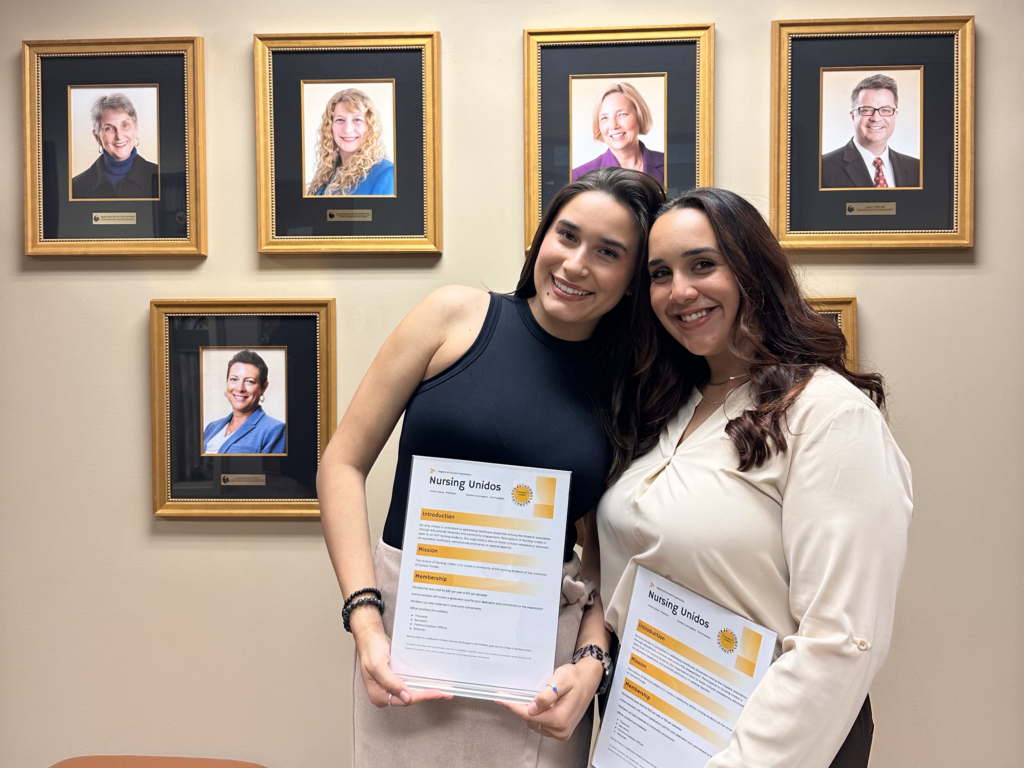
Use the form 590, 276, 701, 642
718, 629, 737, 653
511, 484, 533, 506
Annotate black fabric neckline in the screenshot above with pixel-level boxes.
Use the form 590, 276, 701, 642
513, 294, 595, 357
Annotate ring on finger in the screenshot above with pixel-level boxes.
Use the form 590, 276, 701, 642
538, 724, 545, 736
545, 683, 560, 697
388, 693, 393, 707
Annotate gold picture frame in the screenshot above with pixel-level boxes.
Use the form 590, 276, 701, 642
23, 36, 207, 257
808, 295, 858, 370
770, 17, 974, 249
150, 299, 336, 517
254, 32, 442, 255
524, 24, 714, 250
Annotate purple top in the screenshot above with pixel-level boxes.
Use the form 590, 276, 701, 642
571, 141, 665, 185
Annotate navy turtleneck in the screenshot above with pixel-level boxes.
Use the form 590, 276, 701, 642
101, 147, 137, 186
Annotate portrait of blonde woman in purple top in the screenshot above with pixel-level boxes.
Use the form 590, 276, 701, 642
571, 82, 664, 186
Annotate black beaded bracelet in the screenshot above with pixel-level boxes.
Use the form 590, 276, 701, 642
344, 586, 382, 609
342, 596, 385, 633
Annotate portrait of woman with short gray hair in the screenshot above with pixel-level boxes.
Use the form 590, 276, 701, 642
71, 92, 159, 199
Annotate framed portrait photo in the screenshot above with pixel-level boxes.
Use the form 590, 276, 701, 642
254, 32, 441, 255
524, 24, 714, 249
23, 37, 207, 257
150, 299, 336, 517
770, 17, 975, 249
808, 295, 858, 370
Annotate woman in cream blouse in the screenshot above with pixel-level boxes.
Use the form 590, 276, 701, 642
598, 187, 912, 767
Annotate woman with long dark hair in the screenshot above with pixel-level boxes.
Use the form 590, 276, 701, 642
318, 168, 665, 767
598, 188, 912, 767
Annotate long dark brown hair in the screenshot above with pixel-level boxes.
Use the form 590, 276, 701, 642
515, 168, 666, 474
615, 187, 886, 477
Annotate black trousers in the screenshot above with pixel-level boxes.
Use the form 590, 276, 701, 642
829, 696, 873, 768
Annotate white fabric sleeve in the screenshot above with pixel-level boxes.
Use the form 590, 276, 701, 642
706, 402, 912, 768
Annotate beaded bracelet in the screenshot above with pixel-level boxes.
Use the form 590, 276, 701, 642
342, 596, 385, 633
344, 586, 382, 608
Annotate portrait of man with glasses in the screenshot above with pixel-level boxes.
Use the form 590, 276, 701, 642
821, 73, 921, 189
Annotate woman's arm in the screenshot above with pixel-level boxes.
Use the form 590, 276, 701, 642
498, 508, 612, 739
707, 402, 912, 767
317, 285, 490, 708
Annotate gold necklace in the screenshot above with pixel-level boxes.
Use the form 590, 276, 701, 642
700, 373, 750, 405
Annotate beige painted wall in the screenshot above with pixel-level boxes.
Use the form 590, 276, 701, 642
1, 1, 1021, 766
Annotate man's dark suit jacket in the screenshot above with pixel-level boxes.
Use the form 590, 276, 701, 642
821, 139, 920, 188
71, 153, 160, 199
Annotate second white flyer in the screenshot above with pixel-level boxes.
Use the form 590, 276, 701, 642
390, 455, 571, 702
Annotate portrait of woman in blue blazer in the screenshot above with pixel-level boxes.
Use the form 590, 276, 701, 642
202, 350, 286, 455
306, 88, 395, 196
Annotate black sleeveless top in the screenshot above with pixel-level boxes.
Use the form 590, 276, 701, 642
382, 293, 611, 562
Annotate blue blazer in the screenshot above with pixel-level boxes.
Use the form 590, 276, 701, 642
203, 407, 286, 454
316, 158, 395, 196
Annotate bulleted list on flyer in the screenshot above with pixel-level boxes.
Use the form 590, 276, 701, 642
390, 455, 570, 702
594, 566, 777, 768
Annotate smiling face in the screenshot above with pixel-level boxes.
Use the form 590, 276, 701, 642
528, 190, 640, 341
598, 92, 641, 153
225, 362, 267, 417
851, 88, 897, 154
331, 102, 368, 162
94, 108, 137, 162
648, 207, 742, 369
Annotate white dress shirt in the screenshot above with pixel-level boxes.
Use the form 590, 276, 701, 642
598, 369, 912, 767
853, 138, 894, 187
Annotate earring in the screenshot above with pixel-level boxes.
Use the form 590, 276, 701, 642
259, 394, 266, 405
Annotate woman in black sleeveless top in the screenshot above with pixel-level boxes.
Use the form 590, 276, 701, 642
317, 169, 665, 768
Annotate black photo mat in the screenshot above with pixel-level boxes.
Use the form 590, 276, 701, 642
167, 315, 320, 501
270, 49, 425, 238
39, 53, 189, 241
788, 33, 957, 233
539, 41, 698, 212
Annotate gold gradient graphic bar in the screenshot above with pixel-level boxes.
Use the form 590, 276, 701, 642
415, 543, 542, 568
637, 620, 745, 687
412, 570, 542, 595
735, 627, 763, 677
534, 476, 556, 519
420, 508, 547, 532
623, 678, 729, 750
628, 654, 737, 724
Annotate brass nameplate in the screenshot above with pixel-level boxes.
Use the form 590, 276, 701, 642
846, 202, 896, 216
328, 209, 372, 222
221, 474, 266, 486
92, 212, 137, 225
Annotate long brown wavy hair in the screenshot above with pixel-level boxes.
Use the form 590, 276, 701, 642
614, 187, 886, 478
307, 89, 387, 195
515, 168, 666, 477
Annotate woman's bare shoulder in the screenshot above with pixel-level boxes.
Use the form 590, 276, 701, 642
414, 285, 492, 331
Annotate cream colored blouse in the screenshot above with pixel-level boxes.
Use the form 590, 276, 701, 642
598, 369, 912, 767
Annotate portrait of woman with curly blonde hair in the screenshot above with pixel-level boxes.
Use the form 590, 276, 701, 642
306, 87, 395, 196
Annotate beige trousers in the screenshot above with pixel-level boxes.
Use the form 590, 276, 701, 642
353, 539, 596, 768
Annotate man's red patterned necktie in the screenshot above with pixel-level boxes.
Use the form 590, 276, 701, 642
873, 157, 888, 188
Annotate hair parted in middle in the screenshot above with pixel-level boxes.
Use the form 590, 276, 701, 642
307, 88, 388, 195
615, 187, 886, 479
516, 167, 666, 482
851, 73, 899, 107
591, 82, 654, 142
90, 93, 139, 134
